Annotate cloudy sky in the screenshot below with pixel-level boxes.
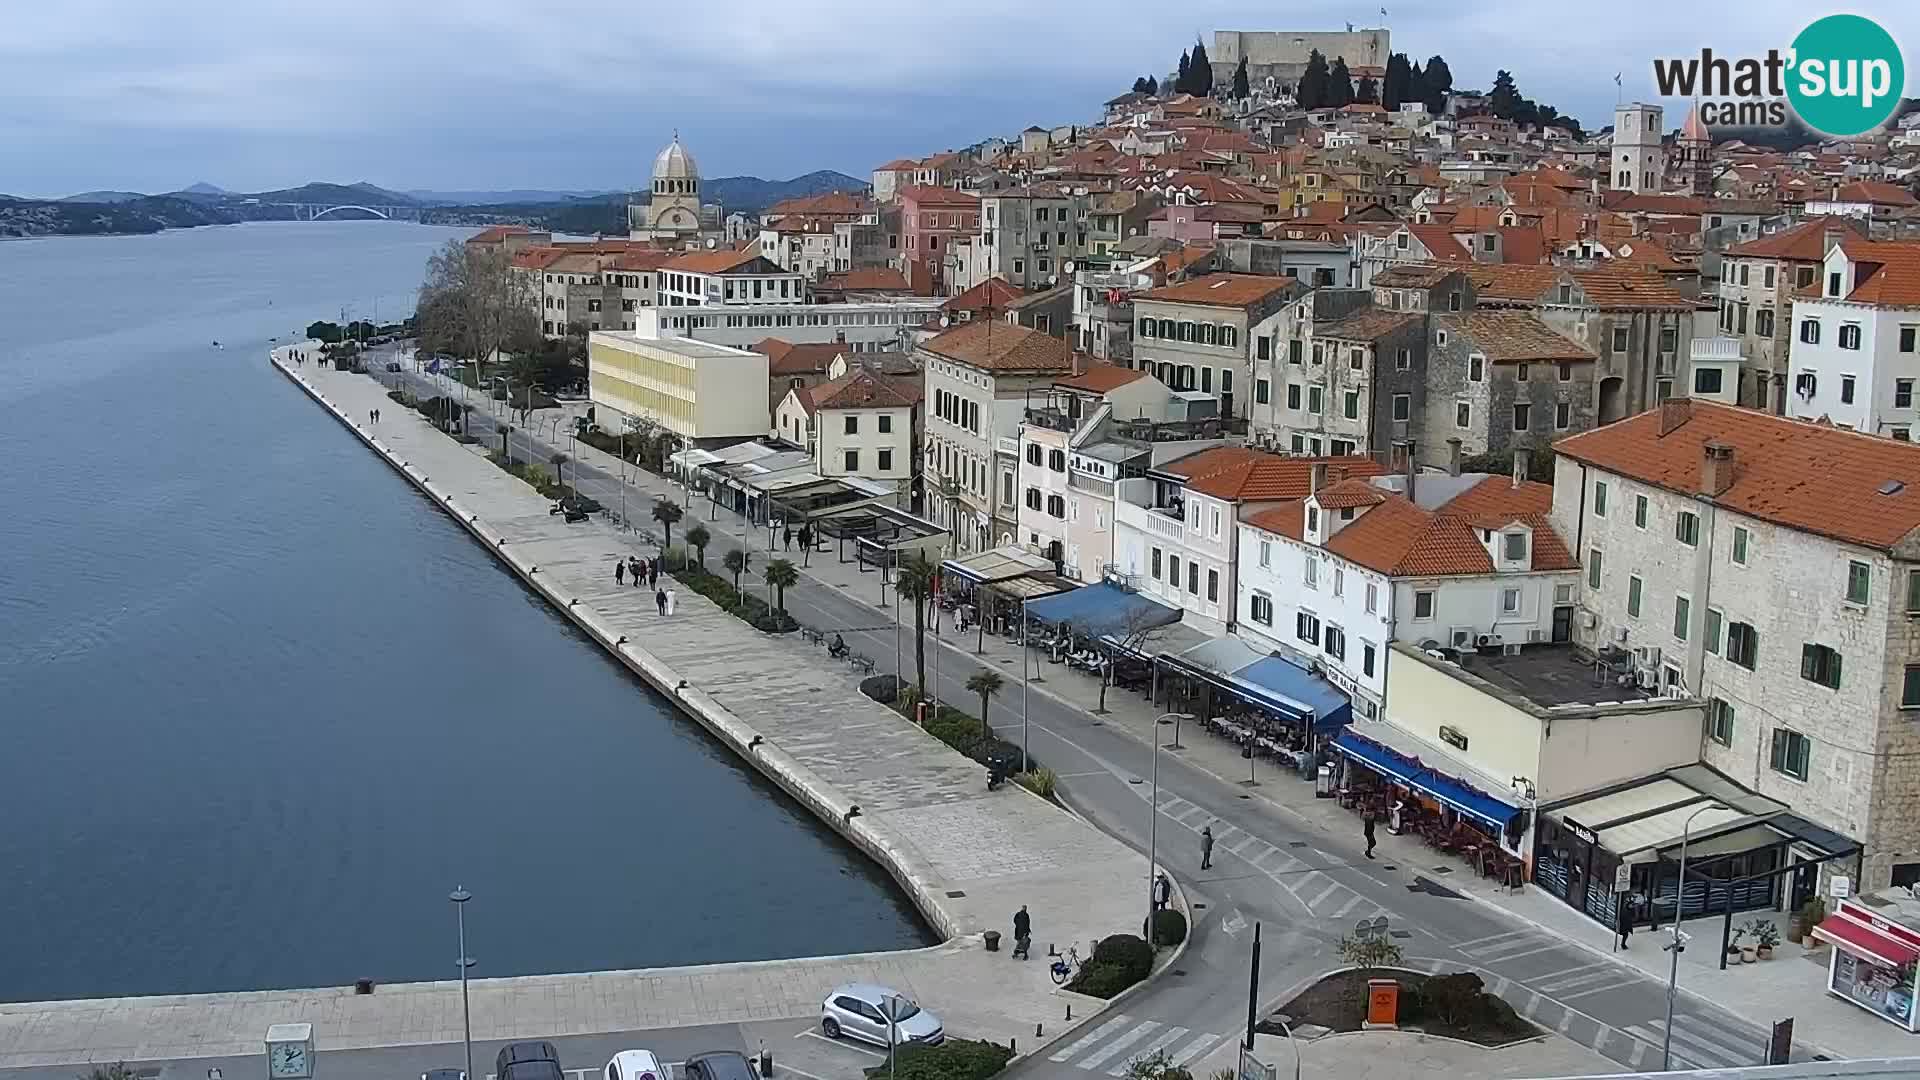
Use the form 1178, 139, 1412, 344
1, 0, 1913, 198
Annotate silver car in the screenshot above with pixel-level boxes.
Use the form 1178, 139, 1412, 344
820, 983, 944, 1048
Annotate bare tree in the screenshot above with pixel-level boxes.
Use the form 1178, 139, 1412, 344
417, 240, 540, 381
1096, 605, 1173, 715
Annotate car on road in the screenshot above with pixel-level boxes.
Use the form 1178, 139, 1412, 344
496, 1041, 563, 1080
422, 1069, 464, 1080
821, 983, 944, 1048
604, 1049, 664, 1080
682, 1050, 757, 1080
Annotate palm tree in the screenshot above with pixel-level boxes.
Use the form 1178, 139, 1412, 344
966, 670, 1005, 740
652, 496, 683, 552
764, 558, 798, 612
723, 548, 751, 595
685, 524, 712, 568
896, 553, 938, 698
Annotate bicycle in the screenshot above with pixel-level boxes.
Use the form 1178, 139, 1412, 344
1049, 945, 1082, 986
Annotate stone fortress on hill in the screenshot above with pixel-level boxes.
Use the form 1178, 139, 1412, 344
1209, 27, 1390, 96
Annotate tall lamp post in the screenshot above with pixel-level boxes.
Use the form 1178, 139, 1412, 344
449, 887, 476, 1080
1147, 713, 1193, 941
1662, 802, 1727, 1070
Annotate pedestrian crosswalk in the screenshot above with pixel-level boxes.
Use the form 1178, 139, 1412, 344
1623, 1014, 1767, 1072
1153, 792, 1394, 924
1046, 1014, 1228, 1074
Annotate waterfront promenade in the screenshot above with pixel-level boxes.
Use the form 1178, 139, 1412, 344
0, 352, 1149, 1069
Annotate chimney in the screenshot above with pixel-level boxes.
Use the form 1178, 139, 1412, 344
1658, 397, 1693, 436
1394, 438, 1416, 502
1700, 441, 1736, 497
1309, 462, 1328, 494
1512, 448, 1531, 487
1446, 437, 1463, 477
1824, 224, 1847, 256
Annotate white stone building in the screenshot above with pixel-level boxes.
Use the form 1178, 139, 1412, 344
1785, 238, 1920, 439
656, 250, 809, 308
629, 135, 709, 244
774, 367, 921, 491
1015, 364, 1170, 573
638, 301, 941, 352
1609, 103, 1665, 196
1552, 397, 1920, 889
1236, 464, 1581, 718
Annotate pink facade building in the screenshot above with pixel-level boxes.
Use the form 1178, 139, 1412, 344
898, 185, 980, 290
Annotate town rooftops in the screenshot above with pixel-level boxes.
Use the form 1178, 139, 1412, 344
1723, 216, 1867, 261
810, 368, 922, 411
1834, 239, 1920, 307
822, 266, 918, 293
1137, 273, 1299, 309
941, 277, 1023, 316
897, 185, 981, 207
1827, 180, 1920, 208
1315, 309, 1421, 342
1437, 312, 1595, 362
1056, 363, 1148, 395
662, 249, 772, 274
1281, 476, 1578, 578
752, 338, 843, 376
1555, 398, 1920, 553
1401, 641, 1661, 709
921, 319, 1071, 373
1157, 449, 1384, 502
1371, 264, 1462, 289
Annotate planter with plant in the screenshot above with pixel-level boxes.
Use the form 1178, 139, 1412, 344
1744, 918, 1781, 960
1726, 924, 1746, 962
1801, 897, 1829, 949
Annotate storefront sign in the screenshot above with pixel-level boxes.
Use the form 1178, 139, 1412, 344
1438, 725, 1470, 752
1832, 875, 1852, 899
1614, 862, 1633, 894
1562, 818, 1597, 845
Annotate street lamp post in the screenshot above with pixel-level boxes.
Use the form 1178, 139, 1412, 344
449, 887, 475, 1080
1019, 599, 1030, 773
1662, 803, 1726, 1070
1147, 713, 1192, 942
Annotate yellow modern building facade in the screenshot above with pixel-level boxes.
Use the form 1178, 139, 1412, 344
587, 328, 771, 445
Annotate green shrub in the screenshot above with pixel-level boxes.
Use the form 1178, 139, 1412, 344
925, 712, 988, 755
1422, 972, 1486, 1028
666, 561, 797, 634
1337, 932, 1403, 970
1015, 767, 1056, 797
1122, 1050, 1192, 1080
865, 1038, 1012, 1080
1065, 961, 1141, 998
1149, 908, 1188, 948
1092, 933, 1155, 980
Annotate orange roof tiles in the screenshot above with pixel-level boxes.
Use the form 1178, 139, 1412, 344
1162, 449, 1385, 502
751, 339, 843, 376
1056, 363, 1148, 394
898, 185, 980, 208
1830, 181, 1920, 208
1555, 399, 1920, 552
942, 277, 1022, 315
1312, 478, 1388, 509
810, 368, 921, 411
1725, 216, 1866, 260
1138, 273, 1299, 308
1836, 239, 1920, 306
922, 320, 1070, 373
1437, 312, 1595, 362
1316, 477, 1578, 577
467, 225, 534, 245
824, 266, 916, 292
1566, 264, 1699, 310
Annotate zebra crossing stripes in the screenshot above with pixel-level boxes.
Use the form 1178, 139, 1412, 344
1169, 1032, 1225, 1067
1077, 1020, 1161, 1071
1528, 962, 1647, 1001
1105, 1025, 1191, 1076
1625, 1017, 1765, 1072
1048, 1016, 1134, 1062
1148, 793, 1394, 922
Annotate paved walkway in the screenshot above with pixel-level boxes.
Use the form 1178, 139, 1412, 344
1189, 1029, 1617, 1080
0, 352, 1151, 1069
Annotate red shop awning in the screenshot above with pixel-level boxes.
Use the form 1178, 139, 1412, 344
1813, 914, 1920, 969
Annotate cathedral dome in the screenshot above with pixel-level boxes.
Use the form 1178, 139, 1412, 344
653, 135, 699, 181
1681, 104, 1710, 143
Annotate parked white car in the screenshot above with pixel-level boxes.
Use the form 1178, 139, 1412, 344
605, 1049, 665, 1080
821, 983, 944, 1048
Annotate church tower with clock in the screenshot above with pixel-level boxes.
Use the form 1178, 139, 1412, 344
629, 134, 705, 243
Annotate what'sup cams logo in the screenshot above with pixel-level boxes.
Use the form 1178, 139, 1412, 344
1652, 14, 1905, 136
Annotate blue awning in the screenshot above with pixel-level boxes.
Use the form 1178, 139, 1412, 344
1022, 582, 1182, 639
1331, 730, 1523, 831
1158, 649, 1352, 734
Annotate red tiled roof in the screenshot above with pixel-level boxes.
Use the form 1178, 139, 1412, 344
811, 368, 922, 410
898, 185, 981, 208
1837, 239, 1920, 306
1829, 181, 1920, 208
824, 266, 916, 293
1137, 273, 1298, 308
1244, 501, 1306, 540
1316, 309, 1421, 342
467, 225, 534, 245
1164, 450, 1385, 502
1555, 399, 1920, 552
942, 277, 1022, 314
922, 320, 1071, 372
1724, 216, 1867, 261
751, 338, 842, 376
1317, 477, 1577, 577
1312, 478, 1388, 509
1437, 312, 1595, 362
1056, 363, 1148, 394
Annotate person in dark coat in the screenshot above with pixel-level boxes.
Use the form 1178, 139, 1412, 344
615, 560, 625, 584
1011, 905, 1031, 959
783, 526, 793, 551
1364, 811, 1378, 860
655, 588, 668, 615
649, 561, 660, 588
1200, 825, 1214, 869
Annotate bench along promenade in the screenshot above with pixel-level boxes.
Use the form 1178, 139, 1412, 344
0, 350, 1150, 1069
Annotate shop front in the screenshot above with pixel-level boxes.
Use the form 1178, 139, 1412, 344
1156, 637, 1353, 778
1812, 899, 1920, 1031
1330, 723, 1530, 886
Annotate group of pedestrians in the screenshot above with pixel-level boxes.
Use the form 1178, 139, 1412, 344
779, 524, 814, 552
614, 556, 675, 616
367, 408, 382, 425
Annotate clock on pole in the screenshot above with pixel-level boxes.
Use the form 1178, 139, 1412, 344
265, 1023, 315, 1080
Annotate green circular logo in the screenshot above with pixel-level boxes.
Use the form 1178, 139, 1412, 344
1787, 14, 1905, 137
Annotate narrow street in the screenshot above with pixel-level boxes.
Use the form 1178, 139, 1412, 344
380, 358, 1811, 1076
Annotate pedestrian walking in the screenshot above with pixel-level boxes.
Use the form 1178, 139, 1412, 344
1200, 825, 1214, 869
783, 526, 793, 551
649, 562, 660, 589
665, 588, 677, 615
1152, 872, 1171, 912
1011, 905, 1031, 960
615, 560, 625, 584
1363, 810, 1378, 860
655, 588, 668, 615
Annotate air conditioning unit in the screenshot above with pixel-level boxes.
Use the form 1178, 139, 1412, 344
1528, 629, 1548, 643
1579, 609, 1598, 630
1613, 625, 1630, 644
1450, 628, 1473, 648
1636, 668, 1659, 690
1476, 633, 1504, 648
1504, 643, 1523, 656
1636, 645, 1663, 668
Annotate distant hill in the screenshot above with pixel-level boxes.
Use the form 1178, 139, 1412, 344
244, 181, 418, 206
180, 182, 227, 195
406, 188, 619, 206
703, 170, 867, 214
0, 195, 233, 238
60, 190, 148, 204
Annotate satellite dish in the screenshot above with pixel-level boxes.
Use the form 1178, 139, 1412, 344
939, 314, 951, 328
1063, 260, 1077, 276
1048, 274, 1058, 286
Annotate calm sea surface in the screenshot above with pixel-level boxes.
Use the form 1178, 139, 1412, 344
0, 221, 930, 1003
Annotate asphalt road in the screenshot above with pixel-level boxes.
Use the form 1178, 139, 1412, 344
356, 360, 1807, 1077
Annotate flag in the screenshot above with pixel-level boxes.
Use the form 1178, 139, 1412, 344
1614, 72, 1623, 87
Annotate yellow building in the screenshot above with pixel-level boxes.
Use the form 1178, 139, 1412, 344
588, 328, 770, 445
